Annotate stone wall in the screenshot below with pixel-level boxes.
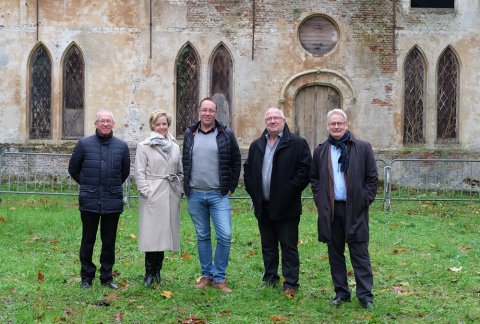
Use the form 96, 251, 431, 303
0, 0, 478, 155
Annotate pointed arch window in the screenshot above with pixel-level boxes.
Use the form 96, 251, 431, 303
63, 44, 85, 139
176, 44, 200, 136
437, 47, 458, 142
210, 44, 233, 127
29, 45, 52, 139
403, 47, 425, 144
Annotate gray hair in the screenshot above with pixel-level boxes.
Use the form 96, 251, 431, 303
327, 109, 347, 123
264, 107, 285, 119
95, 109, 115, 122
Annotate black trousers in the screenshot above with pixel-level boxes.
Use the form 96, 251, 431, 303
258, 201, 300, 289
80, 211, 120, 283
327, 201, 374, 302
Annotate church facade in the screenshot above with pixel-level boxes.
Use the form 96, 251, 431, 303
1, 0, 478, 155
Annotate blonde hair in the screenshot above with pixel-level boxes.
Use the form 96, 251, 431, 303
149, 111, 172, 130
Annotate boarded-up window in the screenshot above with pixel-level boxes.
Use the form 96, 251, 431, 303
29, 45, 52, 139
210, 44, 233, 127
411, 0, 454, 8
437, 47, 458, 142
403, 47, 425, 144
298, 16, 338, 57
176, 44, 200, 136
63, 45, 85, 139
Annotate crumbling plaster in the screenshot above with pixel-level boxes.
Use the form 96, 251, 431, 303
0, 0, 478, 155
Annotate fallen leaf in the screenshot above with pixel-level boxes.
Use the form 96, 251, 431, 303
49, 239, 59, 244
392, 248, 408, 254
63, 307, 74, 315
51, 246, 59, 251
129, 234, 136, 240
219, 310, 232, 316
105, 293, 119, 303
449, 266, 462, 272
271, 315, 288, 321
297, 239, 303, 246
25, 236, 41, 243
0, 216, 6, 222
246, 250, 257, 256
347, 270, 353, 277
182, 252, 190, 261
119, 279, 128, 287
459, 245, 470, 252
161, 290, 174, 299
178, 315, 206, 323
390, 223, 400, 228
38, 271, 44, 283
114, 311, 123, 322
113, 269, 121, 277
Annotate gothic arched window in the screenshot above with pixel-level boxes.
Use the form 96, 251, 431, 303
210, 44, 233, 127
62, 44, 85, 139
176, 43, 200, 136
29, 45, 52, 139
437, 47, 459, 142
403, 47, 425, 144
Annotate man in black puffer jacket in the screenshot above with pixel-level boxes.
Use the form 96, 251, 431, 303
68, 110, 130, 290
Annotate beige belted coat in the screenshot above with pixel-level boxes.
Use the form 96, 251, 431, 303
134, 137, 183, 252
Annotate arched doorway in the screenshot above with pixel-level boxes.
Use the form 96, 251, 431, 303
295, 85, 340, 149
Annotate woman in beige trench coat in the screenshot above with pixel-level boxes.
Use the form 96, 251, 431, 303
134, 111, 183, 287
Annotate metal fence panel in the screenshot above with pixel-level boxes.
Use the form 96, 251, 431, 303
384, 158, 480, 210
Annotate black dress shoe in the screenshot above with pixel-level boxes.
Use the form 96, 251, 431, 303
101, 280, 119, 290
360, 300, 374, 309
154, 273, 162, 284
330, 296, 351, 306
144, 274, 154, 287
81, 280, 92, 289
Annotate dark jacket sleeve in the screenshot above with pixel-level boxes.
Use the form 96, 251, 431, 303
289, 138, 311, 195
68, 141, 84, 184
363, 142, 377, 206
121, 144, 131, 183
228, 129, 242, 194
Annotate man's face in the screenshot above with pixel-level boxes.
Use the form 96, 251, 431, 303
265, 110, 285, 136
327, 113, 348, 140
95, 112, 115, 136
198, 100, 217, 130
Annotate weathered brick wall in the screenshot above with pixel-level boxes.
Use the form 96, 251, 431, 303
0, 0, 479, 154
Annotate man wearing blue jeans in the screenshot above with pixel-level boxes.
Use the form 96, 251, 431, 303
182, 98, 241, 293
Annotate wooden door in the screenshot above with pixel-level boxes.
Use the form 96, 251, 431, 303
295, 85, 340, 150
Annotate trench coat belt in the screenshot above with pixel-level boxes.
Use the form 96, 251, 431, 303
146, 174, 181, 193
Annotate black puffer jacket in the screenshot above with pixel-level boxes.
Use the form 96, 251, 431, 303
182, 120, 241, 197
68, 131, 131, 214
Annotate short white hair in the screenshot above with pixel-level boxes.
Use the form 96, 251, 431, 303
327, 109, 347, 123
264, 107, 285, 119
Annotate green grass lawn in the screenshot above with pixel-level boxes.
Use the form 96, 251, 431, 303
0, 192, 479, 323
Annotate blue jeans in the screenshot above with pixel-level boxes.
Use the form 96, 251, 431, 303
187, 189, 232, 283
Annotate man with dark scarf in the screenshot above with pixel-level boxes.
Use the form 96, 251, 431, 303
310, 109, 377, 309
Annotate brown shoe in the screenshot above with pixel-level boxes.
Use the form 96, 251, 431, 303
282, 287, 296, 298
195, 276, 212, 289
212, 281, 232, 293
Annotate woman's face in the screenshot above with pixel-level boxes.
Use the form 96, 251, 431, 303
153, 115, 169, 136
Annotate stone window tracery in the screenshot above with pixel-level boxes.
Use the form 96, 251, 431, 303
403, 47, 425, 144
210, 44, 233, 127
437, 47, 458, 142
176, 43, 200, 136
29, 45, 52, 139
62, 45, 85, 139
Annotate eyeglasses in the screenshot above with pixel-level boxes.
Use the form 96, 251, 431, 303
265, 116, 284, 122
96, 119, 114, 125
328, 122, 346, 127
199, 109, 217, 114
